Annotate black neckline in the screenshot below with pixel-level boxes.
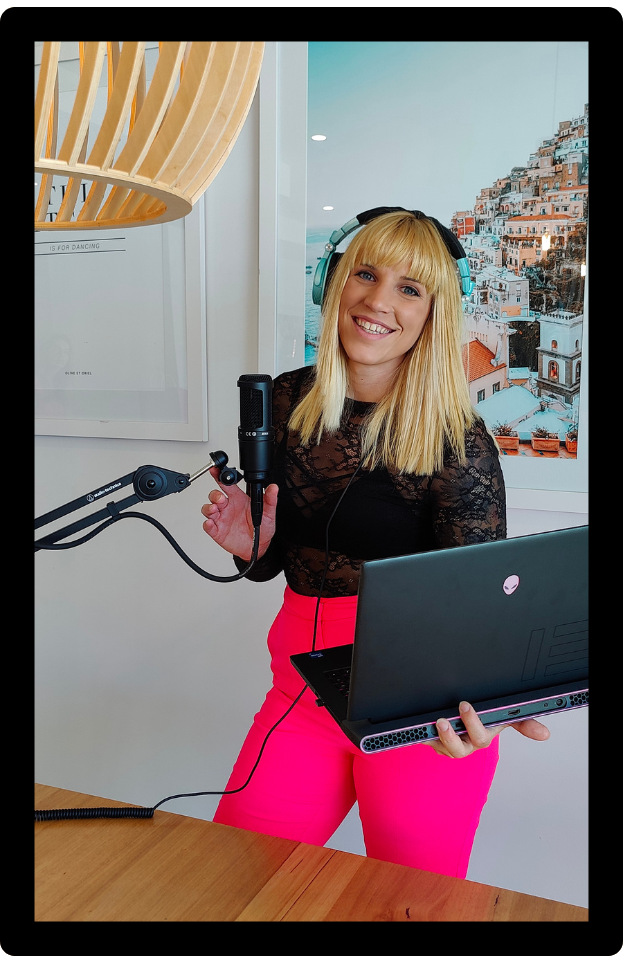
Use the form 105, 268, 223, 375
347, 397, 377, 410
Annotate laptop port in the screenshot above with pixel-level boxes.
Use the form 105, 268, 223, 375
507, 708, 521, 716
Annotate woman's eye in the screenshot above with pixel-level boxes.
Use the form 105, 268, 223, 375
356, 270, 375, 281
402, 285, 420, 297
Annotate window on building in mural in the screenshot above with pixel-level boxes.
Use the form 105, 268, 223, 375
549, 361, 559, 381
576, 361, 581, 381
493, 382, 500, 393
551, 340, 558, 349
477, 389, 485, 403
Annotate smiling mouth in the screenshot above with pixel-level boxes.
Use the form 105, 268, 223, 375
353, 316, 396, 335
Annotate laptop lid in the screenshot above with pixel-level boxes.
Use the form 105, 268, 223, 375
346, 526, 588, 725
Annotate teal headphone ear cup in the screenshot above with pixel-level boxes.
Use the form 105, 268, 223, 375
312, 256, 329, 306
312, 252, 343, 307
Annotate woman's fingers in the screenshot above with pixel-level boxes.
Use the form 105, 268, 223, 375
262, 484, 279, 521
432, 701, 552, 758
509, 718, 550, 741
458, 701, 506, 748
433, 702, 507, 758
200, 469, 278, 560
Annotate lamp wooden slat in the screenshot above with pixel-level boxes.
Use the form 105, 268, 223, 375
87, 41, 146, 171
106, 188, 147, 221
107, 42, 120, 101
57, 46, 92, 224
125, 192, 157, 220
35, 74, 59, 223
35, 41, 61, 161
76, 181, 108, 222
90, 184, 131, 222
184, 44, 263, 202
129, 56, 147, 134
112, 41, 186, 177
57, 74, 92, 224
135, 41, 217, 184
56, 176, 85, 223
168, 42, 262, 193
156, 41, 242, 188
57, 41, 106, 166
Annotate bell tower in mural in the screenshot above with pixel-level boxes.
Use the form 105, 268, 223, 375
536, 310, 583, 405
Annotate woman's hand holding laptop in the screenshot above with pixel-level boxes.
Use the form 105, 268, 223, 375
432, 702, 550, 758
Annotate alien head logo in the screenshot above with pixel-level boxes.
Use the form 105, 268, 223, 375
503, 574, 520, 595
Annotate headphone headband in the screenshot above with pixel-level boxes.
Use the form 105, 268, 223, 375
312, 206, 474, 306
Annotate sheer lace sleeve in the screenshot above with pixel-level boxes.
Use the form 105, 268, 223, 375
233, 538, 283, 581
428, 418, 507, 547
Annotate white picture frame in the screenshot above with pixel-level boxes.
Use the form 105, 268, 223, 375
258, 41, 307, 378
34, 196, 208, 442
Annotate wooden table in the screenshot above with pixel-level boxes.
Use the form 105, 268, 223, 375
35, 784, 588, 922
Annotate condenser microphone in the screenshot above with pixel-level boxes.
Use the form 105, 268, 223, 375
237, 374, 274, 528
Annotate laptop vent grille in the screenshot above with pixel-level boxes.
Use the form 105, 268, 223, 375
569, 692, 588, 707
361, 726, 431, 753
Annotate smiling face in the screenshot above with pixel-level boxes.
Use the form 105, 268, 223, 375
337, 259, 433, 390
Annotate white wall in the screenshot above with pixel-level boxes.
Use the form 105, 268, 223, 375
34, 46, 588, 911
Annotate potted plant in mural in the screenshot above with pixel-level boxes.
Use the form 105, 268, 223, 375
565, 425, 578, 454
491, 422, 520, 451
531, 425, 561, 453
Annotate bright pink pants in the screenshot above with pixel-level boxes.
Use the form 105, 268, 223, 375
214, 586, 499, 878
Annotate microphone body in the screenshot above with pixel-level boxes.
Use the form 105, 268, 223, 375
237, 375, 274, 528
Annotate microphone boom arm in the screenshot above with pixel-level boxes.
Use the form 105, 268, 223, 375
34, 451, 241, 551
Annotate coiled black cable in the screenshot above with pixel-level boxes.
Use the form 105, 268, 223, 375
35, 807, 155, 821
34, 464, 362, 822
34, 511, 260, 582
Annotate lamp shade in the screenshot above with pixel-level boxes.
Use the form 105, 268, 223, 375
35, 41, 264, 230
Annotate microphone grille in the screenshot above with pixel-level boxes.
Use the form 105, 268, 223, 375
238, 373, 272, 383
240, 387, 264, 429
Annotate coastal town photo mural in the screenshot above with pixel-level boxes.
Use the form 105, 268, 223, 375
305, 42, 587, 461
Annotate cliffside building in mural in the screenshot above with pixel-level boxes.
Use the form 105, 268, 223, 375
452, 104, 587, 458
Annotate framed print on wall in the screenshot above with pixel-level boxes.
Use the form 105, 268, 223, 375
35, 195, 208, 442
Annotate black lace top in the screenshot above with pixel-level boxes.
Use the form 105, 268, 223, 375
234, 366, 506, 597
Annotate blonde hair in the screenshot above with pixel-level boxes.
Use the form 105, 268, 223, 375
290, 210, 476, 476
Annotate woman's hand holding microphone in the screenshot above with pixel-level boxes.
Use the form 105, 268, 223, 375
201, 467, 279, 562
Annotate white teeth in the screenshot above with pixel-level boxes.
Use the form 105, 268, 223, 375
355, 317, 393, 334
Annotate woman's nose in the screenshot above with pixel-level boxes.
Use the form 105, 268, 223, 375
363, 281, 393, 312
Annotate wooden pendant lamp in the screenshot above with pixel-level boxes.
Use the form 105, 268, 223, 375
35, 41, 264, 230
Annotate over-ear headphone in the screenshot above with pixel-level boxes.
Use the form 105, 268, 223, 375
312, 206, 474, 307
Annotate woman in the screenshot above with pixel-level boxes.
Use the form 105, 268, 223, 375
201, 210, 549, 878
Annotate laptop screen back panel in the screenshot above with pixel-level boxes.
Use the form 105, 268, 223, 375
347, 527, 588, 725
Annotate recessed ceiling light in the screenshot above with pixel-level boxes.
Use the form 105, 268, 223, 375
323, 206, 334, 211
311, 134, 327, 141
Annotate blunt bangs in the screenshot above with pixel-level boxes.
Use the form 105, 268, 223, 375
345, 212, 454, 297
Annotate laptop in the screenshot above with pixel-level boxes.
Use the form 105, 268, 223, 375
291, 526, 588, 753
